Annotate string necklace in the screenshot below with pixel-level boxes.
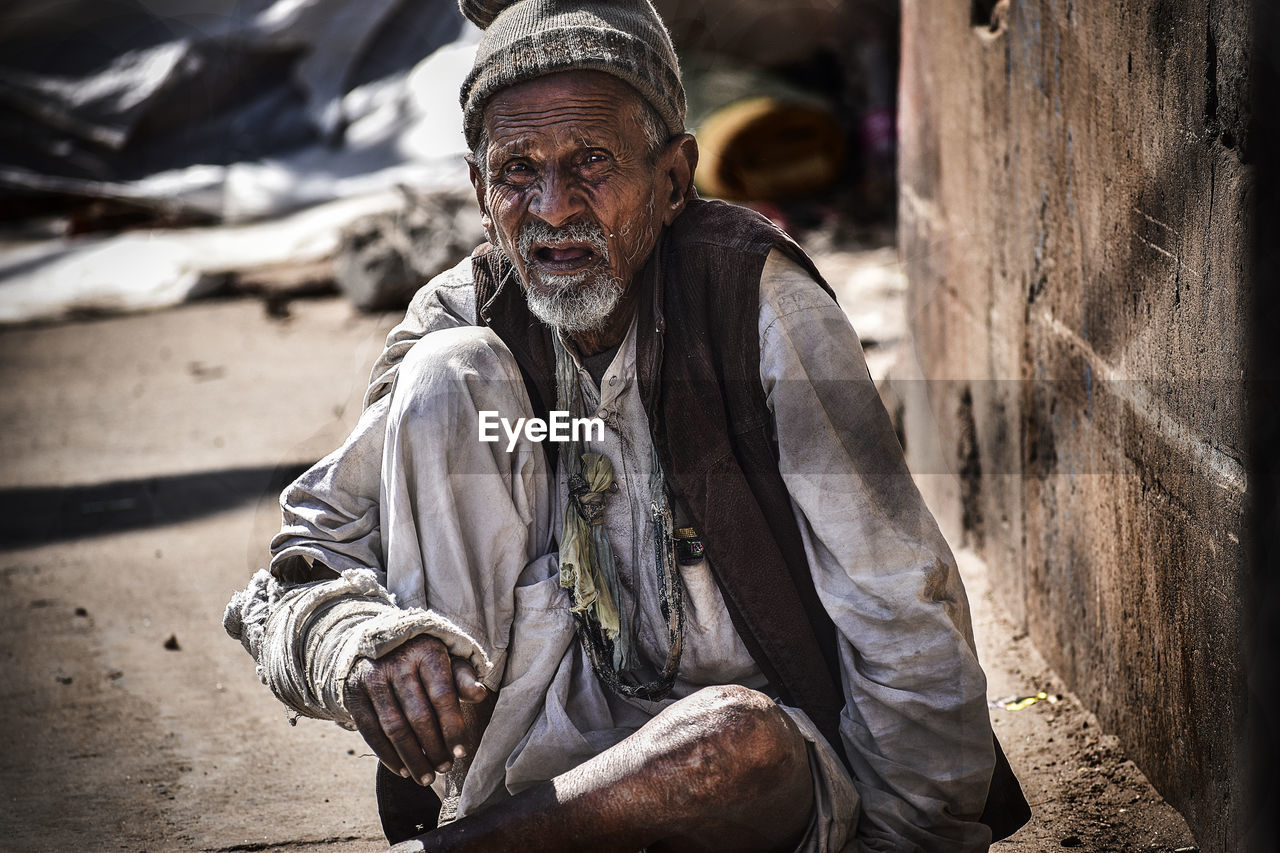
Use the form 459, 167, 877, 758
552, 332, 684, 701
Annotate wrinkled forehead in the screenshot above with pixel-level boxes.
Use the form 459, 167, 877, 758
481, 71, 648, 158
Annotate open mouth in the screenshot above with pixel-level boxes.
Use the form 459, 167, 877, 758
530, 242, 602, 275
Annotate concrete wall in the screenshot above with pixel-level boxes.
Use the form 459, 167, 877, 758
896, 1, 1252, 849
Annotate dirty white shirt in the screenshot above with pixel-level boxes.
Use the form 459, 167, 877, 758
271, 250, 995, 851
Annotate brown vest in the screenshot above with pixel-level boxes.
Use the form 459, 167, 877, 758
474, 198, 1028, 841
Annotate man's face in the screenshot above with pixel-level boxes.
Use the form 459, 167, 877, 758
473, 71, 671, 333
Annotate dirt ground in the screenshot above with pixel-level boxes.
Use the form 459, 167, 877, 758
0, 252, 1199, 851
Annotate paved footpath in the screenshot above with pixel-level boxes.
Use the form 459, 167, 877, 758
0, 298, 392, 851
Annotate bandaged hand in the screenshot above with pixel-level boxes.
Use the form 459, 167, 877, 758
343, 634, 488, 786
223, 567, 494, 776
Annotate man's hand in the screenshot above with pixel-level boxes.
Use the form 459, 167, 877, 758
344, 633, 488, 786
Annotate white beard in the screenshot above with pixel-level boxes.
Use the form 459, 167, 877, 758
523, 268, 625, 333
514, 220, 621, 333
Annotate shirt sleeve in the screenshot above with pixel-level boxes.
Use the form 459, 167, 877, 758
269, 257, 477, 582
758, 249, 995, 852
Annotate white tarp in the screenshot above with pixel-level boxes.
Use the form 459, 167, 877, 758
0, 189, 411, 324
1, 0, 478, 220
0, 1, 481, 324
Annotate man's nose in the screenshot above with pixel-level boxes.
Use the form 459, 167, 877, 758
529, 168, 584, 227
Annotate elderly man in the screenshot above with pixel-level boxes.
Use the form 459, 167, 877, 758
225, 1, 1028, 850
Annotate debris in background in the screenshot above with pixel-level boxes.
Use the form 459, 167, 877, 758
163, 635, 181, 651
186, 362, 226, 382
335, 187, 485, 312
0, 0, 472, 218
0, 189, 403, 325
656, 0, 900, 226
990, 691, 1062, 711
686, 64, 845, 201
0, 2, 484, 324
0, 1, 903, 324
227, 258, 338, 318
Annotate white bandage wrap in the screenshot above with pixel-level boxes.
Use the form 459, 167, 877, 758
223, 568, 493, 727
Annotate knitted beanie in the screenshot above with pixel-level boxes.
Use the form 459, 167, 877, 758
458, 0, 686, 150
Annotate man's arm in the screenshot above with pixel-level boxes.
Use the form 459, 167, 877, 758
758, 249, 995, 851
223, 566, 492, 786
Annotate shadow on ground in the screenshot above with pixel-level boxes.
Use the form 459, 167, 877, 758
0, 462, 311, 547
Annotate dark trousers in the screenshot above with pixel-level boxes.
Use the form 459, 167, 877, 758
375, 763, 442, 843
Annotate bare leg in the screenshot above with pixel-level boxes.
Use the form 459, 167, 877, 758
390, 685, 815, 853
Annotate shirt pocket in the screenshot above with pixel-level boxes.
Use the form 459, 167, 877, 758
677, 556, 764, 686
500, 564, 574, 689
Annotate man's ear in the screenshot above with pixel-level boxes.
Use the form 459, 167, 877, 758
659, 133, 699, 226
468, 160, 495, 238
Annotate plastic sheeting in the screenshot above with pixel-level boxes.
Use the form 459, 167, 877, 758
0, 0, 476, 221
0, 1, 484, 323
0, 188, 407, 323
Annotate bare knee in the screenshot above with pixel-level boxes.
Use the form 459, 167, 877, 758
653, 686, 810, 801
638, 686, 813, 848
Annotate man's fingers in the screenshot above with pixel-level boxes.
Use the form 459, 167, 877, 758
344, 638, 488, 787
453, 658, 488, 704
389, 668, 450, 776
344, 664, 409, 781
419, 650, 468, 763
367, 673, 438, 786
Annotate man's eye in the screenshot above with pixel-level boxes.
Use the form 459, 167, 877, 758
581, 151, 611, 167
500, 161, 534, 180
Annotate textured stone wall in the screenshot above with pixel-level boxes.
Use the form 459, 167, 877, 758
896, 1, 1252, 848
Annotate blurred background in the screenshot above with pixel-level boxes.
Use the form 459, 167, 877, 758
0, 0, 900, 320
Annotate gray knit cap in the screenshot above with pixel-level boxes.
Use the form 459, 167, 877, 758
458, 0, 686, 150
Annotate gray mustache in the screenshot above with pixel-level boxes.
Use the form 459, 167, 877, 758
516, 220, 610, 264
